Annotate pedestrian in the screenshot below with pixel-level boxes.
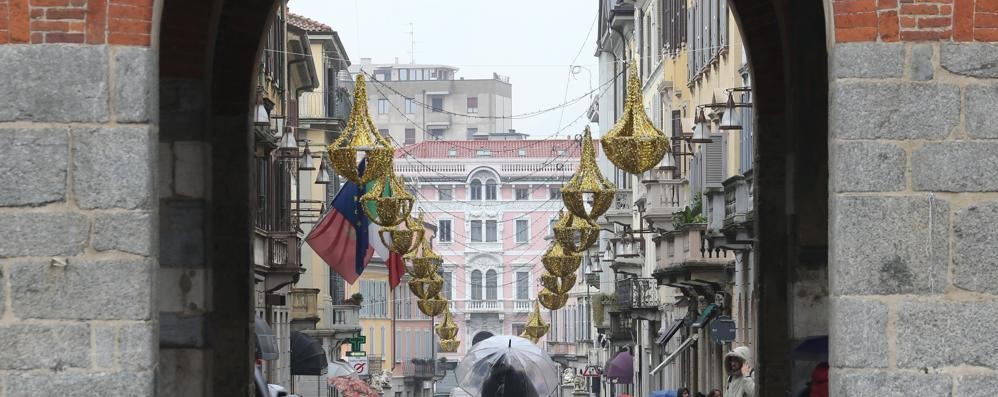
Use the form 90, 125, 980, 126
678, 387, 691, 397
723, 346, 756, 397
807, 362, 828, 397
481, 358, 536, 397
708, 389, 723, 397
695, 393, 706, 397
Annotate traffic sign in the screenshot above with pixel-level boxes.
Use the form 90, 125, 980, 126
346, 356, 369, 376
582, 365, 603, 378
710, 315, 736, 343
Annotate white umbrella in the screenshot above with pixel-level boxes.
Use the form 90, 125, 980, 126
455, 335, 560, 397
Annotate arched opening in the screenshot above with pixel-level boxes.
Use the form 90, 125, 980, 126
470, 179, 483, 200
485, 178, 498, 201
471, 270, 483, 301
472, 331, 495, 346
485, 269, 498, 300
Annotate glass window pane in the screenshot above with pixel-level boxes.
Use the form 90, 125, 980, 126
470, 180, 482, 200
515, 220, 528, 243
471, 220, 482, 242
516, 272, 528, 299
486, 220, 497, 242
485, 180, 497, 200
486, 270, 497, 300
471, 270, 482, 300
439, 220, 452, 242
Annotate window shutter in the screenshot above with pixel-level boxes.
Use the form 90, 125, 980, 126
719, 0, 728, 47
652, 97, 662, 129
705, 133, 725, 187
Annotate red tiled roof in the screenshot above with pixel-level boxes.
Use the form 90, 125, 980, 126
395, 139, 602, 159
288, 13, 333, 33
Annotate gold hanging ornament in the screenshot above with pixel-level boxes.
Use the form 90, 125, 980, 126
327, 74, 395, 185
408, 273, 444, 300
561, 126, 616, 220
435, 309, 459, 340
553, 209, 600, 254
602, 59, 670, 174
417, 293, 448, 317
361, 172, 415, 227
405, 237, 443, 278
519, 301, 550, 343
379, 213, 425, 256
538, 288, 569, 310
439, 339, 461, 352
541, 240, 582, 278
540, 272, 577, 295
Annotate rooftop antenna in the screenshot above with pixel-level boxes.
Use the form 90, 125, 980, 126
408, 22, 416, 64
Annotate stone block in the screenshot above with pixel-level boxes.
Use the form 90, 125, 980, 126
159, 142, 173, 198
0, 45, 108, 122
158, 268, 208, 312
113, 47, 157, 123
954, 203, 998, 294
832, 142, 906, 192
831, 82, 959, 140
10, 258, 153, 320
832, 371, 951, 396
831, 195, 948, 295
833, 43, 904, 78
0, 128, 68, 206
6, 371, 154, 397
912, 142, 998, 191
174, 141, 207, 198
965, 85, 998, 139
160, 199, 205, 267
119, 322, 156, 371
942, 43, 998, 78
956, 375, 998, 397
0, 212, 88, 258
829, 297, 888, 368
0, 324, 90, 370
910, 44, 934, 81
897, 301, 998, 368
93, 211, 154, 256
94, 325, 116, 368
160, 312, 208, 348
72, 125, 154, 209
159, 348, 207, 397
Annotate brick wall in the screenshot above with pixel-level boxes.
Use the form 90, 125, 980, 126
0, 0, 152, 45
834, 0, 998, 42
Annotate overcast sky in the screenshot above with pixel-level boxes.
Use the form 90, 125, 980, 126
288, 0, 600, 137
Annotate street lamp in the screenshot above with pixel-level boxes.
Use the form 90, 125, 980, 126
299, 143, 316, 171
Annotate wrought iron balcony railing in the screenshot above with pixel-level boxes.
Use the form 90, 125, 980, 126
615, 278, 660, 310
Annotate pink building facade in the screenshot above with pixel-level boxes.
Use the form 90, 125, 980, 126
394, 140, 584, 359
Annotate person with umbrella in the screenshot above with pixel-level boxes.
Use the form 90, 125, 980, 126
456, 335, 561, 397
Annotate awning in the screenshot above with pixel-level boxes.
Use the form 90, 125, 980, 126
255, 316, 279, 360
650, 334, 699, 375
655, 319, 684, 346
290, 331, 328, 376
692, 303, 719, 329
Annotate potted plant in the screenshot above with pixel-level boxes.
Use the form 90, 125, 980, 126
672, 198, 706, 229
344, 292, 364, 306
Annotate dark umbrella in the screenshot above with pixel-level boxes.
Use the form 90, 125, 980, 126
604, 351, 633, 384
789, 335, 828, 361
290, 331, 328, 376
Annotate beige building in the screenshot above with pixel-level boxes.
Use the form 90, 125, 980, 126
350, 60, 515, 144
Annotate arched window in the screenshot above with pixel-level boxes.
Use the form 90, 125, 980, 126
471, 270, 483, 300
485, 179, 497, 200
470, 179, 482, 200
486, 270, 498, 300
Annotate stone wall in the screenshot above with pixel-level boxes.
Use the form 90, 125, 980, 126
830, 41, 998, 393
0, 44, 157, 395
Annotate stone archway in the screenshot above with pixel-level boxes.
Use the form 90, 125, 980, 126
472, 331, 495, 346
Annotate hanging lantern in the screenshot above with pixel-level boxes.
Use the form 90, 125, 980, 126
361, 172, 415, 227
541, 240, 582, 278
540, 272, 577, 295
719, 92, 744, 131
280, 126, 298, 149
520, 301, 550, 343
417, 293, 448, 317
553, 210, 600, 254
408, 273, 444, 300
439, 339, 461, 352
314, 156, 331, 185
435, 309, 459, 340
379, 214, 425, 255
602, 59, 670, 174
561, 126, 616, 221
690, 108, 713, 143
405, 237, 443, 278
538, 288, 568, 310
327, 74, 394, 185
299, 144, 316, 171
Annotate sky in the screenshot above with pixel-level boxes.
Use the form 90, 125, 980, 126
288, 0, 601, 138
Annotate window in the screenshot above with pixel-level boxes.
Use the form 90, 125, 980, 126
395, 330, 401, 362
470, 180, 482, 200
486, 220, 498, 242
661, 0, 688, 56
517, 149, 527, 157
399, 69, 409, 80
429, 128, 445, 137
441, 271, 452, 300
414, 69, 424, 80
557, 149, 566, 156
549, 187, 562, 199
515, 187, 529, 200
438, 187, 453, 201
467, 96, 479, 113
378, 98, 389, 114
360, 280, 389, 318
485, 179, 497, 200
438, 220, 452, 242
516, 271, 529, 300
431, 96, 443, 112
470, 220, 483, 242
486, 270, 498, 300
471, 270, 483, 300
405, 128, 416, 144
515, 219, 528, 243
404, 98, 416, 114
447, 147, 457, 157
476, 148, 491, 157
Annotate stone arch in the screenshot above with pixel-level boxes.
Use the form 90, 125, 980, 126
471, 331, 495, 346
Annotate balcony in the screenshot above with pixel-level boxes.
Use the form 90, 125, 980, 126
721, 171, 754, 248
290, 288, 320, 330
547, 341, 579, 364
261, 233, 302, 291
602, 190, 633, 226
466, 300, 502, 312
402, 359, 443, 381
424, 111, 452, 127
642, 173, 686, 227
326, 304, 362, 333
513, 299, 532, 312
600, 0, 634, 44
653, 224, 733, 285
298, 89, 351, 123
615, 278, 660, 312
